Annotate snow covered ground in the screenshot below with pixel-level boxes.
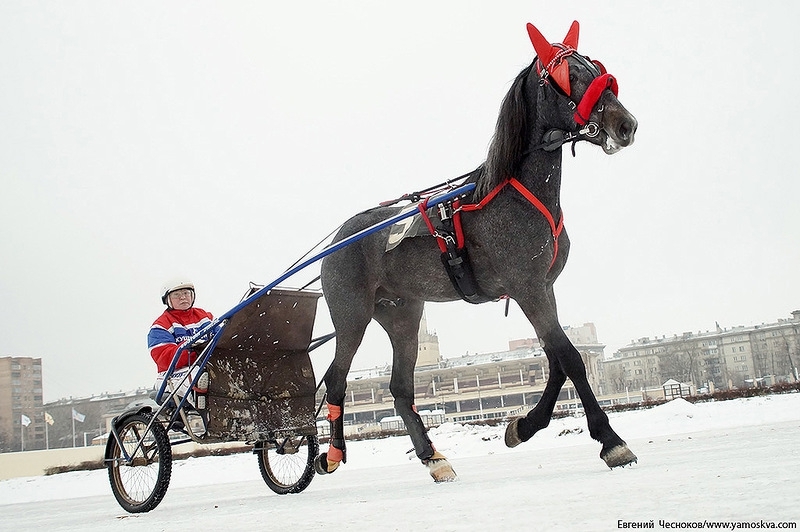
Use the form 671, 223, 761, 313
1, 394, 799, 531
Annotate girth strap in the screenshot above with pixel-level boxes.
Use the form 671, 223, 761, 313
417, 198, 492, 304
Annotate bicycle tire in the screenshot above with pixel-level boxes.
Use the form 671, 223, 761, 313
256, 434, 318, 494
106, 411, 172, 513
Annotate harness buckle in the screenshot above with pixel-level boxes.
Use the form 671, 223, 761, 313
437, 202, 453, 221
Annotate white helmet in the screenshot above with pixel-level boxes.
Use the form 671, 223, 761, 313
161, 278, 195, 306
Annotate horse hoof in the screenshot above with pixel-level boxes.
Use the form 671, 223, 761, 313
504, 418, 524, 448
314, 453, 340, 475
601, 445, 638, 469
423, 452, 457, 482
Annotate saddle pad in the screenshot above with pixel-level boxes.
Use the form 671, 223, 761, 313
385, 203, 432, 252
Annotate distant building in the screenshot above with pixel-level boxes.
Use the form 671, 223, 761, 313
415, 310, 442, 368
604, 311, 800, 393
0, 357, 44, 452
43, 389, 152, 448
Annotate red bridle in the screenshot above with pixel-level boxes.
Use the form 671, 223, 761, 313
528, 21, 619, 126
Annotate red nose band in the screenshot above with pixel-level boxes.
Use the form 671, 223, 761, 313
574, 73, 618, 125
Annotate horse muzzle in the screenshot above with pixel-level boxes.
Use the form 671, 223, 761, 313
600, 104, 637, 154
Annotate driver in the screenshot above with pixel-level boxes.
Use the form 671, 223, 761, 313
147, 279, 215, 410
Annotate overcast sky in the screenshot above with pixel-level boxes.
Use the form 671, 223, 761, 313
2, 2, 799, 403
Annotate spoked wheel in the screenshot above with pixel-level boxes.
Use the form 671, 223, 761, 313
106, 411, 172, 513
256, 434, 318, 494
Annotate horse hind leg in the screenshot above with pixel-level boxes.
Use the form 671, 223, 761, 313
373, 300, 457, 483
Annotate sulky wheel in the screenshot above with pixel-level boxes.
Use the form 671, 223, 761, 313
106, 411, 172, 513
256, 434, 318, 494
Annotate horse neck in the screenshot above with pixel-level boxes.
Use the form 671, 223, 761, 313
516, 142, 564, 213
478, 64, 566, 210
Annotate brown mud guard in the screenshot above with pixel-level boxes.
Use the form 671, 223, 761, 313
203, 288, 322, 442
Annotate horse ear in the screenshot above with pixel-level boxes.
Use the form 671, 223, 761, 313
527, 22, 556, 66
563, 20, 579, 49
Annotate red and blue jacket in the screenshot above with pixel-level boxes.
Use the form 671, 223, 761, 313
147, 307, 215, 373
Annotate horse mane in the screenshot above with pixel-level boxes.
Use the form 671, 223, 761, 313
477, 63, 536, 199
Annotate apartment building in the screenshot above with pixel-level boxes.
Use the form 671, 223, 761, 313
0, 357, 44, 452
603, 311, 800, 393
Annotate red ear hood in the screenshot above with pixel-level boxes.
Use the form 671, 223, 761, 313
562, 20, 579, 49
526, 22, 557, 66
527, 21, 580, 96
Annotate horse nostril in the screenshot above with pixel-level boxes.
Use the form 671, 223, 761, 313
618, 117, 638, 143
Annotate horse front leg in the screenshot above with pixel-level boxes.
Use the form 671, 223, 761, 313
508, 297, 637, 468
374, 301, 457, 482
546, 329, 637, 467
505, 356, 566, 446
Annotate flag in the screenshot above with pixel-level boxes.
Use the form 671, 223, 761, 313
71, 408, 85, 423
21, 414, 31, 427
44, 412, 54, 425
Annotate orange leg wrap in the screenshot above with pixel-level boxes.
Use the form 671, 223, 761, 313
327, 403, 342, 421
326, 402, 346, 463
327, 445, 344, 462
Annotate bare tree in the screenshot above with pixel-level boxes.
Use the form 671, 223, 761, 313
0, 427, 10, 453
659, 340, 705, 387
772, 328, 800, 381
604, 364, 628, 394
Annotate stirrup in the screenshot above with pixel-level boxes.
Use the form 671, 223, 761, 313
195, 371, 209, 392
194, 372, 209, 410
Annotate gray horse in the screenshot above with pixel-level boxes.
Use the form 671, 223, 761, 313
317, 21, 638, 482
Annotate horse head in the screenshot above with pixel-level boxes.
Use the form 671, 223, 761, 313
527, 21, 637, 154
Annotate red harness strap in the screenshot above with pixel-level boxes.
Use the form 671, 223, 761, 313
417, 177, 564, 270
460, 178, 564, 270
417, 199, 448, 253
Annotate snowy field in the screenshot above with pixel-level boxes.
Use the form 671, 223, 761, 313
1, 394, 798, 532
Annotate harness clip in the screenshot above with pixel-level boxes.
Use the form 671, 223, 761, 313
437, 202, 453, 221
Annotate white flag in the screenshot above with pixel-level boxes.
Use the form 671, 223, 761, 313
21, 414, 31, 427
71, 408, 85, 423
44, 412, 54, 425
